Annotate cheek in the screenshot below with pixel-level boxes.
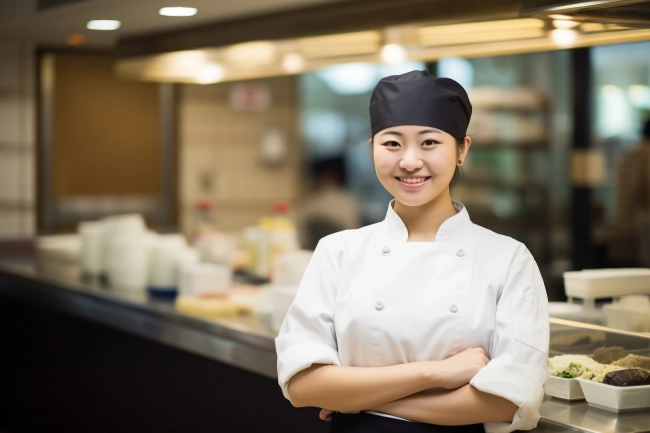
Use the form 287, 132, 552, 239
372, 149, 394, 176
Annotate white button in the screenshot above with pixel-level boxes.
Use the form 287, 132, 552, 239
381, 246, 391, 255
449, 305, 458, 313
375, 301, 384, 310
456, 249, 465, 257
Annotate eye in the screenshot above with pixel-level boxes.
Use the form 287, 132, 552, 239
422, 139, 439, 147
382, 141, 401, 148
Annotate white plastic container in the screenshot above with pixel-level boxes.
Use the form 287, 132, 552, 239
576, 377, 650, 412
270, 285, 299, 332
543, 376, 585, 401
603, 296, 650, 333
148, 234, 188, 289
179, 263, 232, 297
272, 250, 313, 286
78, 221, 104, 276
563, 268, 650, 299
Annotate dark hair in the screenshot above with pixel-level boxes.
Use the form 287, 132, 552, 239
643, 119, 650, 139
369, 136, 466, 195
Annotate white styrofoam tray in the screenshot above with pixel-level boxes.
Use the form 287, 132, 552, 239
563, 268, 650, 299
544, 376, 585, 401
576, 377, 650, 412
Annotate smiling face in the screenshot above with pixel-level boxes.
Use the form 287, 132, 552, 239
372, 125, 470, 208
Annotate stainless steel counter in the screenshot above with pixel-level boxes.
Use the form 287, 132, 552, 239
1, 256, 649, 433
0, 257, 278, 378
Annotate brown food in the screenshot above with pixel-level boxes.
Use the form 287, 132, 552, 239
550, 332, 606, 352
592, 346, 628, 364
603, 368, 650, 386
611, 354, 650, 371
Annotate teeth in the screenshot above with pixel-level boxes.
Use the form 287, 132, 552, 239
400, 177, 426, 183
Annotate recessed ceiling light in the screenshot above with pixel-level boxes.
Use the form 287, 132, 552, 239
87, 20, 121, 31
550, 28, 578, 46
380, 44, 406, 64
196, 63, 224, 84
159, 7, 198, 17
282, 53, 304, 73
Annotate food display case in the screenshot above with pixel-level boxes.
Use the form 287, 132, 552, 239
541, 318, 650, 432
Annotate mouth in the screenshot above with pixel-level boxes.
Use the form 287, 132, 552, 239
395, 176, 431, 189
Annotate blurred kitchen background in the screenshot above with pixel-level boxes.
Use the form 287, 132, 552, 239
2, 1, 650, 432
0, 0, 650, 302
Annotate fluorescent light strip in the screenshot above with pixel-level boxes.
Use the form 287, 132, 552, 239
420, 29, 545, 46
159, 7, 198, 17
418, 19, 544, 38
87, 20, 121, 30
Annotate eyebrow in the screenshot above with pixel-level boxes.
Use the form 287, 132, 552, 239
380, 129, 442, 136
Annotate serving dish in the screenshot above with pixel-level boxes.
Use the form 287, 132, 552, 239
544, 376, 585, 400
576, 377, 650, 412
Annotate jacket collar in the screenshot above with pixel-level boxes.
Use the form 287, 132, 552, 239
384, 199, 471, 242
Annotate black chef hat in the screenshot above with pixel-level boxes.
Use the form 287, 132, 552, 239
369, 70, 472, 139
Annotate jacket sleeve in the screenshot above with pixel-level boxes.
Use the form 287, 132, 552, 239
469, 244, 549, 433
274, 235, 343, 403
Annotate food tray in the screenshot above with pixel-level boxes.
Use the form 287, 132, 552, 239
576, 377, 650, 412
544, 376, 585, 401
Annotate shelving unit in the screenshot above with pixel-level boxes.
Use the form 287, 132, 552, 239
461, 87, 552, 266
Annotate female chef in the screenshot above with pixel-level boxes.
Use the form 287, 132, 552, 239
275, 70, 549, 433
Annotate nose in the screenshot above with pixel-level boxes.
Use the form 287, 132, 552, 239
399, 147, 424, 171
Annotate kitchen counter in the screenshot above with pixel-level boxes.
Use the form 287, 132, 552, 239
0, 256, 278, 378
1, 255, 649, 433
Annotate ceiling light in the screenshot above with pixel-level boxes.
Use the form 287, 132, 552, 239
86, 20, 121, 31
225, 41, 275, 65
159, 7, 198, 17
553, 19, 579, 29
282, 53, 304, 73
380, 44, 406, 64
550, 28, 578, 46
196, 63, 224, 84
418, 19, 545, 46
298, 31, 380, 58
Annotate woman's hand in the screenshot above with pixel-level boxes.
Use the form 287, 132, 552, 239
432, 347, 490, 389
319, 408, 335, 421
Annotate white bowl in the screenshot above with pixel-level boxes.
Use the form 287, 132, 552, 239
576, 377, 650, 412
544, 376, 585, 401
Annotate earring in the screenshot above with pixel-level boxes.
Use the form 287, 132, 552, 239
458, 159, 462, 165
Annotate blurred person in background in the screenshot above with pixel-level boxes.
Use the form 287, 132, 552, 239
608, 119, 650, 267
295, 156, 361, 250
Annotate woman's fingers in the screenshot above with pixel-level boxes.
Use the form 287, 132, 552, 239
319, 408, 334, 421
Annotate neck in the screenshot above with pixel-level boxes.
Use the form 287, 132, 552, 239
393, 189, 457, 242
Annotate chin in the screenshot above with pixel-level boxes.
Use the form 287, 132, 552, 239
392, 191, 438, 208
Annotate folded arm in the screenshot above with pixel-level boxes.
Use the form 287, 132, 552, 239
370, 384, 518, 425
288, 347, 489, 412
289, 362, 435, 412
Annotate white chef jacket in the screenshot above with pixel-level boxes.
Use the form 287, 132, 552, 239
275, 200, 549, 433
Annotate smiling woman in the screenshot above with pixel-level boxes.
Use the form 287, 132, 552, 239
275, 70, 549, 433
